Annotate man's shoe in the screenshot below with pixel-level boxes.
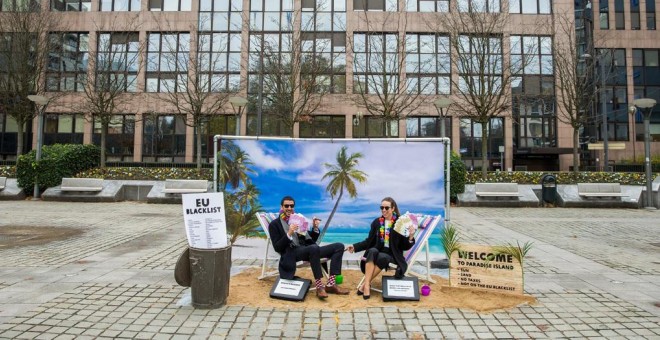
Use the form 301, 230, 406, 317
325, 285, 349, 295
316, 288, 328, 299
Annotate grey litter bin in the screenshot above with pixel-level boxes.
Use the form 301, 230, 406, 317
540, 174, 557, 205
189, 246, 232, 309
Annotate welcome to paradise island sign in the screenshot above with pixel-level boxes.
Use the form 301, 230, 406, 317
449, 244, 524, 294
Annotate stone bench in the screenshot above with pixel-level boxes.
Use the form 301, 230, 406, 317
0, 177, 6, 191
577, 183, 624, 198
61, 178, 104, 192
163, 179, 208, 194
475, 182, 521, 199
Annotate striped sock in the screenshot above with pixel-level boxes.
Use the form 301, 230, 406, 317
315, 278, 324, 290
327, 275, 336, 287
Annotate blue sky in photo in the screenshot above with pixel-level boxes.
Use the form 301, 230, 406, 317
230, 139, 446, 232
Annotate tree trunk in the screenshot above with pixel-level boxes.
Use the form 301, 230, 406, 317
572, 128, 579, 174
100, 122, 107, 168
196, 122, 202, 172
318, 187, 343, 243
481, 122, 489, 179
16, 121, 25, 156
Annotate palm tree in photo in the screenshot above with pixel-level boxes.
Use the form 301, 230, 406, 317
226, 184, 262, 245
219, 140, 254, 191
318, 146, 368, 242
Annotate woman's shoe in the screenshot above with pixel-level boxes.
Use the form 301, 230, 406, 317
362, 294, 370, 300
357, 289, 364, 296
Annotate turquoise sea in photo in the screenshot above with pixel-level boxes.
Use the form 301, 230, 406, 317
321, 231, 446, 255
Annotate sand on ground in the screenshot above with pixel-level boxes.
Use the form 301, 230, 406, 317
227, 267, 536, 312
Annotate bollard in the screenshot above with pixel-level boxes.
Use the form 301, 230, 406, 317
189, 246, 232, 309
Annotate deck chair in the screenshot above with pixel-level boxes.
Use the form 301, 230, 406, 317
255, 212, 328, 282
357, 213, 442, 292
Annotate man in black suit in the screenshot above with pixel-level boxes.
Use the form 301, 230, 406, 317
268, 195, 349, 299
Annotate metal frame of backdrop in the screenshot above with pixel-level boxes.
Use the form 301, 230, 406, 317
213, 136, 452, 233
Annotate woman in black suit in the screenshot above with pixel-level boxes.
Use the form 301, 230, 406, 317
346, 197, 415, 299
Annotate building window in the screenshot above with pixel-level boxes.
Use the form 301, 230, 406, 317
246, 113, 289, 136
199, 0, 242, 92
630, 0, 641, 29
647, 0, 656, 30
301, 33, 347, 93
196, 115, 237, 162
457, 35, 502, 92
96, 32, 140, 92
146, 33, 190, 93
149, 0, 191, 11
1, 0, 38, 11
353, 33, 399, 94
299, 115, 346, 138
457, 0, 500, 13
0, 113, 19, 159
352, 116, 399, 138
600, 0, 609, 29
51, 0, 91, 11
614, 0, 624, 29
510, 35, 553, 76
632, 49, 660, 141
512, 96, 555, 148
459, 118, 504, 167
509, 0, 551, 14
354, 0, 398, 11
142, 114, 186, 162
43, 113, 84, 145
406, 116, 452, 138
596, 49, 628, 142
249, 0, 294, 31
93, 114, 135, 162
47, 33, 89, 92
405, 34, 451, 94
302, 0, 346, 31
406, 0, 449, 12
100, 0, 140, 11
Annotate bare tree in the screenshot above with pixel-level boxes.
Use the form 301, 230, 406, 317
553, 11, 614, 173
429, 4, 535, 178
151, 16, 237, 171
0, 2, 62, 156
75, 15, 146, 168
350, 11, 434, 137
246, 5, 338, 136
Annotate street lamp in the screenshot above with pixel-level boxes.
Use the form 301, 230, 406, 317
433, 97, 453, 138
632, 98, 657, 210
582, 53, 610, 171
228, 96, 248, 136
353, 111, 363, 137
27, 94, 49, 200
629, 104, 638, 162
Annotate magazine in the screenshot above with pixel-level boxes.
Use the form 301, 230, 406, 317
393, 212, 419, 237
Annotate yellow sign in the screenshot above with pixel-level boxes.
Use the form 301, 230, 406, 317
449, 244, 524, 294
588, 142, 626, 150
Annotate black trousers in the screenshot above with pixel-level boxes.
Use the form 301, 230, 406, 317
293, 242, 344, 280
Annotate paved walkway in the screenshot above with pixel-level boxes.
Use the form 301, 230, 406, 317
0, 201, 658, 339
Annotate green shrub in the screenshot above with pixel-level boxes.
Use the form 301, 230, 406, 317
464, 171, 655, 186
0, 166, 16, 178
449, 151, 466, 202
16, 144, 100, 191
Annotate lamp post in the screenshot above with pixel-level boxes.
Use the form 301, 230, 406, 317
27, 94, 49, 200
229, 96, 248, 136
433, 97, 453, 138
629, 105, 638, 162
582, 53, 610, 171
633, 98, 657, 210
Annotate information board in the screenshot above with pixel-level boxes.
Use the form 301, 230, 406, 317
182, 192, 228, 249
449, 244, 524, 294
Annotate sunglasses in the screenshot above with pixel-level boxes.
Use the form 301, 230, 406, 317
380, 206, 391, 211
283, 204, 295, 208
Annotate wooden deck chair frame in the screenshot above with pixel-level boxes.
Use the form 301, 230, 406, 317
357, 214, 442, 292
256, 212, 328, 283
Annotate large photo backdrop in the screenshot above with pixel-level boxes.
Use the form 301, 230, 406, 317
222, 138, 446, 232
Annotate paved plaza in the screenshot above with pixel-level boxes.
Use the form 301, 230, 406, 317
0, 201, 658, 339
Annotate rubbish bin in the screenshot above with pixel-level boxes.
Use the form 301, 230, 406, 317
189, 246, 232, 309
540, 174, 557, 205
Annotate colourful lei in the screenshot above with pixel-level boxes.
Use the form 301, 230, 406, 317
379, 214, 396, 247
280, 211, 289, 223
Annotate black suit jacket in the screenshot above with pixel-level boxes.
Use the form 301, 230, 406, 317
268, 216, 320, 279
352, 216, 415, 278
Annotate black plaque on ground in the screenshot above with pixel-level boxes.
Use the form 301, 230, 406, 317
269, 277, 311, 301
382, 276, 420, 301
